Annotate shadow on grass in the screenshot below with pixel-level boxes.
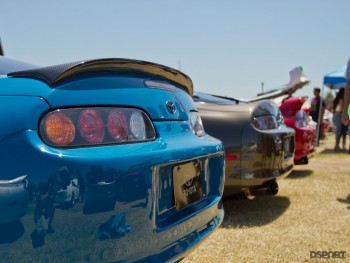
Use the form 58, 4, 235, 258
320, 148, 344, 154
337, 194, 350, 210
222, 195, 290, 228
286, 169, 313, 179
0, 221, 24, 244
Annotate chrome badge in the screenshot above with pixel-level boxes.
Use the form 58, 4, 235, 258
166, 100, 176, 115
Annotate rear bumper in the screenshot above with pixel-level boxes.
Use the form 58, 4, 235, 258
294, 148, 315, 163
140, 202, 223, 262
224, 125, 294, 196
0, 122, 225, 262
294, 127, 316, 163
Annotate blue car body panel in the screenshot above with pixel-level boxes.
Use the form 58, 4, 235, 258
0, 58, 225, 262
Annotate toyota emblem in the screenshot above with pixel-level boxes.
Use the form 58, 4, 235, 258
166, 100, 176, 114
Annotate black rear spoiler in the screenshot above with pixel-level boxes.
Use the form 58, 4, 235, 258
8, 58, 194, 95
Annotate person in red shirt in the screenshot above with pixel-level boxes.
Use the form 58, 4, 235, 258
310, 88, 325, 123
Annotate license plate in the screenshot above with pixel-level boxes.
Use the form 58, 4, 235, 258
173, 160, 203, 210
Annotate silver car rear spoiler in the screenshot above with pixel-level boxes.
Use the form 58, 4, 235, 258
240, 67, 310, 104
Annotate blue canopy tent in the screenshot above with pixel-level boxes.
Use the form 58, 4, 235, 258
323, 65, 346, 89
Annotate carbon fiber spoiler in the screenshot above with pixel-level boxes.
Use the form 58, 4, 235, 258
8, 58, 194, 95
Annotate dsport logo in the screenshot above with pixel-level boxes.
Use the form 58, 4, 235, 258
310, 251, 346, 259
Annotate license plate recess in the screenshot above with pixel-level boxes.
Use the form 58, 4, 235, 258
173, 160, 203, 210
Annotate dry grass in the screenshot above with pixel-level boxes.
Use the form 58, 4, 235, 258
183, 133, 350, 263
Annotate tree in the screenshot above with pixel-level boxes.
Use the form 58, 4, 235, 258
324, 91, 334, 110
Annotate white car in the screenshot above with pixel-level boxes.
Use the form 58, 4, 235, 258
55, 178, 80, 206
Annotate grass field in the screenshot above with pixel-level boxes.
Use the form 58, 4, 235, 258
183, 133, 350, 263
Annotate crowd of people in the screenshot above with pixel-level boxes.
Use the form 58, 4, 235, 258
310, 57, 350, 153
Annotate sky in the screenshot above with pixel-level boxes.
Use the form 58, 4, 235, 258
1, 0, 349, 101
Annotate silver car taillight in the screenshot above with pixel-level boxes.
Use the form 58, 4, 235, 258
253, 115, 279, 130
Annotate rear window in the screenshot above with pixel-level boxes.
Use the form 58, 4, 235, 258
193, 92, 239, 105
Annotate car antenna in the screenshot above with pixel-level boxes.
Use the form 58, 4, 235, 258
0, 38, 4, 56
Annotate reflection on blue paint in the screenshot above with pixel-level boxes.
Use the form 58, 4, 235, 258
96, 213, 131, 240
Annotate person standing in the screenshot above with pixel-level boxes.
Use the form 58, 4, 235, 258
342, 57, 350, 126
309, 87, 326, 142
332, 88, 347, 150
342, 57, 350, 153
310, 88, 325, 123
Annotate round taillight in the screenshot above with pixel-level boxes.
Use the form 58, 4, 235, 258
107, 110, 128, 142
79, 109, 105, 143
45, 112, 75, 145
129, 111, 146, 140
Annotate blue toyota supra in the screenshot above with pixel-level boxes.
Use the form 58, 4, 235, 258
0, 47, 225, 262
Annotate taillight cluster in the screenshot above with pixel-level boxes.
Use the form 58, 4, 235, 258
39, 107, 156, 148
253, 115, 279, 130
189, 111, 205, 137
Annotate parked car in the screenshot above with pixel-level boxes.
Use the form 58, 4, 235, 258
0, 175, 29, 224
194, 92, 295, 198
279, 96, 316, 164
247, 67, 318, 161
0, 53, 225, 262
193, 68, 312, 198
253, 67, 318, 162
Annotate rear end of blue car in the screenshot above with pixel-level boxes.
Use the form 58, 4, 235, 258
0, 58, 225, 262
